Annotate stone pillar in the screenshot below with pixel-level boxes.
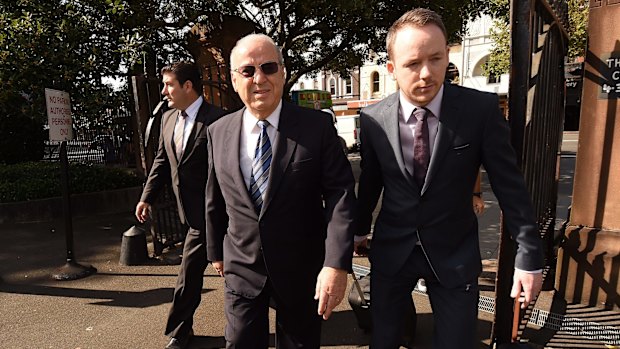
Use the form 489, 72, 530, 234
556, 0, 620, 310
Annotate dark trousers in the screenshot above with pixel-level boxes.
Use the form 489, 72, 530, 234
224, 280, 322, 349
165, 227, 207, 338
370, 245, 479, 349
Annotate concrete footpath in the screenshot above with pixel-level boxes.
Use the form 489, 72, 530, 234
0, 211, 497, 349
2, 131, 614, 349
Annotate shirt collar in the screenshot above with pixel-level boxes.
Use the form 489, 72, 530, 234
243, 100, 282, 132
399, 84, 444, 122
183, 96, 203, 121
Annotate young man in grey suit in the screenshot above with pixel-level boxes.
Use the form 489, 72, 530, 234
206, 34, 356, 348
355, 8, 544, 349
135, 61, 225, 349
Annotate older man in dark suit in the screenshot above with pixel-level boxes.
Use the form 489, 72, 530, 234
136, 61, 225, 349
355, 8, 544, 349
206, 33, 356, 348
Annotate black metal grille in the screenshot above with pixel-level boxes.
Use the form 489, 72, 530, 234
492, 0, 570, 345
42, 107, 135, 166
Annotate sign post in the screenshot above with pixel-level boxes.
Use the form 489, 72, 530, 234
45, 88, 96, 281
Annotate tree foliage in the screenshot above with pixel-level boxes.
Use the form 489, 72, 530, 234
1, 0, 492, 161
0, 1, 128, 124
485, 0, 589, 77
102, 0, 492, 93
0, 0, 133, 163
566, 0, 589, 59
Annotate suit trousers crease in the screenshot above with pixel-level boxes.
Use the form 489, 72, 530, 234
225, 278, 321, 349
165, 227, 208, 338
370, 246, 479, 349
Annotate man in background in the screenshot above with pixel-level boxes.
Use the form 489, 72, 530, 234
136, 61, 225, 349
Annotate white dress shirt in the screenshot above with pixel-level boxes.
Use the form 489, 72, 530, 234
239, 101, 282, 189
175, 97, 202, 151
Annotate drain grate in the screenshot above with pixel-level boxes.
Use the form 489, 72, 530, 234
352, 264, 620, 345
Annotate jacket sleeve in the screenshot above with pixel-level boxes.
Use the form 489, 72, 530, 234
205, 126, 228, 261
140, 112, 172, 204
355, 110, 384, 237
319, 113, 356, 271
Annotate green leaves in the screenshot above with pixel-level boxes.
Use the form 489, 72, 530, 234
0, 162, 142, 203
485, 0, 588, 76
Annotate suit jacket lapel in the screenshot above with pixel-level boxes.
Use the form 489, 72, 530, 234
179, 98, 209, 165
225, 109, 256, 212
260, 101, 297, 216
165, 110, 180, 168
382, 93, 415, 187
422, 83, 461, 194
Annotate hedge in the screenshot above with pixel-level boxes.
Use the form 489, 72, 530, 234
0, 162, 143, 203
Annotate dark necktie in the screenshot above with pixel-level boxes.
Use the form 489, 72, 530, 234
412, 108, 430, 188
174, 111, 187, 161
249, 120, 272, 213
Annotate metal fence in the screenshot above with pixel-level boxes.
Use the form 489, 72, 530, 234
42, 107, 135, 166
492, 0, 570, 345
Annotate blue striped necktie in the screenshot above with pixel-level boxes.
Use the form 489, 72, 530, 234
249, 120, 272, 213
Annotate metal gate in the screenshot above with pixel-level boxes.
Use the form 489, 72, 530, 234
130, 64, 233, 255
492, 0, 570, 345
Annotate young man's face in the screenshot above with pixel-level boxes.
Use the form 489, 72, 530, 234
161, 72, 194, 111
231, 38, 285, 120
387, 24, 450, 106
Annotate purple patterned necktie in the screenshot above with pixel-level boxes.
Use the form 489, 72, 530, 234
412, 108, 430, 188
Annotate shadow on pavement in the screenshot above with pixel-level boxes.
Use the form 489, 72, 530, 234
0, 282, 215, 308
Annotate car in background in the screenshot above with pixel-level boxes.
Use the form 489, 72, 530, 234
335, 114, 360, 152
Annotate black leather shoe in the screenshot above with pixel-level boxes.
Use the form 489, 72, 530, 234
165, 330, 193, 349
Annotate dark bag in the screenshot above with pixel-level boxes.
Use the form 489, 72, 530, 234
348, 273, 416, 348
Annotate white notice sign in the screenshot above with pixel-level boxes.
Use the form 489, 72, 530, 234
45, 88, 74, 141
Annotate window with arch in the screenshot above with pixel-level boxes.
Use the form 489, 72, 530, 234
473, 56, 500, 84
329, 78, 336, 95
344, 77, 353, 95
487, 68, 500, 84
445, 63, 460, 84
371, 71, 380, 93
299, 82, 305, 89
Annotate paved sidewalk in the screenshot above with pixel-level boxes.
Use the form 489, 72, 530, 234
3, 132, 614, 348
0, 211, 501, 349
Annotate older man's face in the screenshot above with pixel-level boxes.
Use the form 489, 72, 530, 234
231, 38, 285, 120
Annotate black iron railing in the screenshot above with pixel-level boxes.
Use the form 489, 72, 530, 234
492, 0, 569, 345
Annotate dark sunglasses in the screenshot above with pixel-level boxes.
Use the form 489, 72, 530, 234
232, 61, 281, 78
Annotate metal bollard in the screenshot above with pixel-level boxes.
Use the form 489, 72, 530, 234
119, 225, 148, 265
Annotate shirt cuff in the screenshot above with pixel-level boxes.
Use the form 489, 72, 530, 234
354, 234, 370, 243
515, 267, 542, 274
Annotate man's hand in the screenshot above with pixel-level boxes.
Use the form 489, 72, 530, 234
135, 202, 151, 223
473, 196, 485, 216
212, 261, 224, 277
354, 235, 370, 256
314, 267, 347, 320
510, 269, 543, 308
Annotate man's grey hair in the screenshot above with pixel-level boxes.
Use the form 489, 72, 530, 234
230, 33, 284, 68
